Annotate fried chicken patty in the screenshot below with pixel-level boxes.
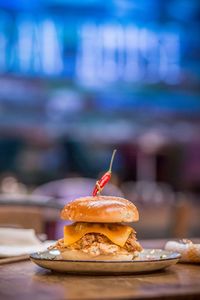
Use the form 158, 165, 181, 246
50, 232, 142, 257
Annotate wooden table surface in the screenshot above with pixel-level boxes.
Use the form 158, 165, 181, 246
0, 239, 200, 300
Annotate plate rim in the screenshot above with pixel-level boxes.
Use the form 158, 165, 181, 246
30, 248, 181, 263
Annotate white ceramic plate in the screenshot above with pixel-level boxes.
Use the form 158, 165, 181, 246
30, 249, 181, 274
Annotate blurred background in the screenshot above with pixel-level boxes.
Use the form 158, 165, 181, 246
0, 0, 200, 240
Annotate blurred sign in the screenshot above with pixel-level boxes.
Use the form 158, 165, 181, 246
76, 24, 180, 85
0, 12, 180, 85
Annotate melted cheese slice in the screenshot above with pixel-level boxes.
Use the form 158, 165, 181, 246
64, 223, 133, 247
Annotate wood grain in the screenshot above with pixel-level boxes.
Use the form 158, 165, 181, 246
0, 239, 200, 300
0, 254, 29, 265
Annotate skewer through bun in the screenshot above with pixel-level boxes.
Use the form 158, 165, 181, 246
61, 195, 139, 223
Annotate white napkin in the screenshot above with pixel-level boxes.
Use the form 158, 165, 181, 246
0, 228, 54, 257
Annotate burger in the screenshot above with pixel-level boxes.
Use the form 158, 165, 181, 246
50, 195, 142, 261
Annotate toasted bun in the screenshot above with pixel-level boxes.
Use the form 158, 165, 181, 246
58, 249, 137, 261
61, 196, 139, 223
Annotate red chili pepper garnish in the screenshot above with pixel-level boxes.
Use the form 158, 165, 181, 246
93, 149, 117, 196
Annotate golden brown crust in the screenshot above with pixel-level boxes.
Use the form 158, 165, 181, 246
60, 195, 139, 223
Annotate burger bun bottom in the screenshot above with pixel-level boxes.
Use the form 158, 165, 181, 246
58, 249, 138, 261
